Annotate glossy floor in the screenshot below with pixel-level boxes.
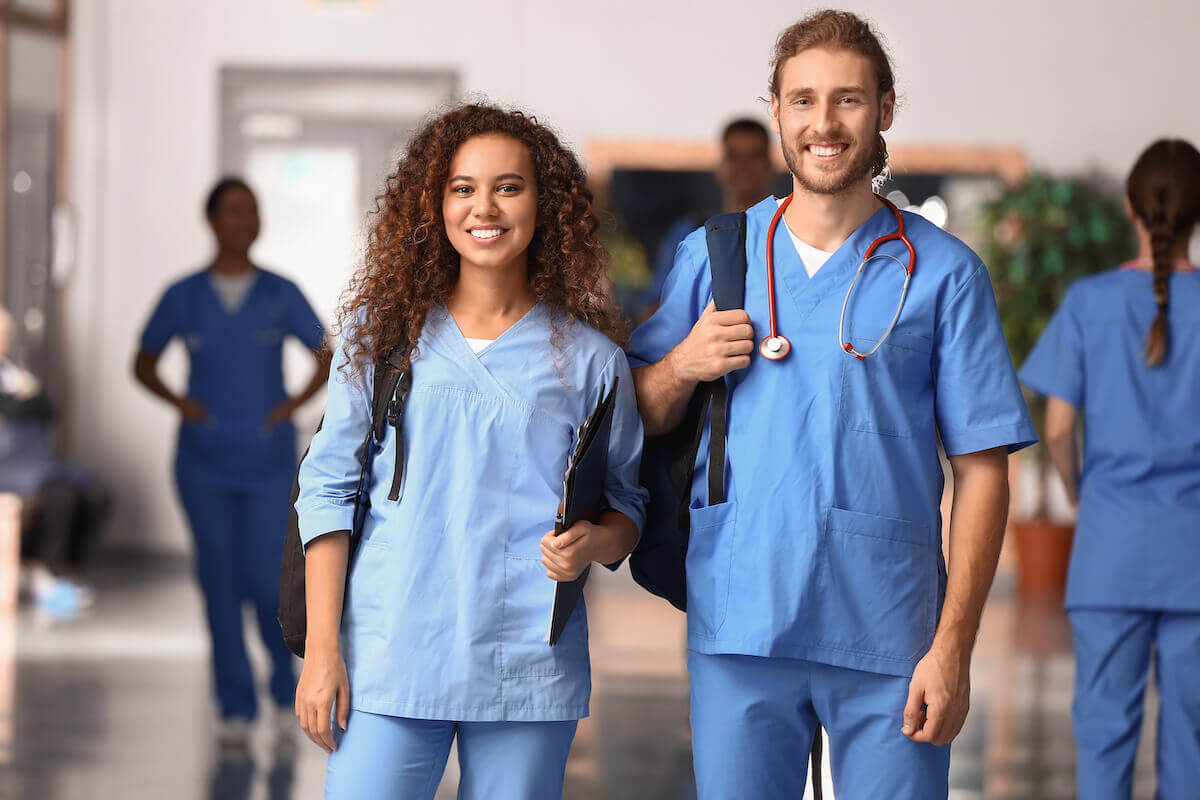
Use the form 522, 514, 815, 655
0, 551, 1158, 799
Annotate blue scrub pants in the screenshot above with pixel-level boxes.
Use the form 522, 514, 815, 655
688, 651, 950, 799
176, 467, 296, 720
1070, 609, 1200, 799
323, 711, 578, 799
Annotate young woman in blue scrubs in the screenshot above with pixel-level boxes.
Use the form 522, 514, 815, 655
293, 105, 647, 799
134, 178, 331, 748
1020, 139, 1200, 799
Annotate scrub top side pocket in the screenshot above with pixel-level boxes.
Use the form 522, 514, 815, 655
840, 331, 933, 438
341, 538, 391, 679
816, 506, 937, 666
499, 555, 589, 678
686, 500, 736, 638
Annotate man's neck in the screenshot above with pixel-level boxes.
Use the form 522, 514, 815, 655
782, 180, 880, 252
723, 191, 766, 215
210, 251, 255, 276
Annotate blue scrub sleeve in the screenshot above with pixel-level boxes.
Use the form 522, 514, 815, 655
282, 280, 326, 351
295, 330, 373, 549
1017, 284, 1084, 408
139, 284, 183, 354
627, 233, 711, 369
933, 264, 1038, 456
638, 217, 700, 312
600, 348, 650, 559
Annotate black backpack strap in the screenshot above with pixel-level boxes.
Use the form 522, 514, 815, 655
372, 349, 403, 441
386, 369, 413, 501
705, 212, 748, 310
810, 728, 824, 800
701, 212, 747, 506
369, 345, 412, 503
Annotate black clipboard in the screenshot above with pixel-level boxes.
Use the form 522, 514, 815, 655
548, 377, 619, 645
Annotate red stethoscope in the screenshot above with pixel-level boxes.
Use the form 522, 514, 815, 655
759, 193, 916, 362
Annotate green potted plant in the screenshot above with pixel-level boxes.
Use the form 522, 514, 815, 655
980, 174, 1135, 596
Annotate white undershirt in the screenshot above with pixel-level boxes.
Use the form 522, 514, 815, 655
776, 197, 834, 278
210, 271, 256, 314
464, 337, 494, 354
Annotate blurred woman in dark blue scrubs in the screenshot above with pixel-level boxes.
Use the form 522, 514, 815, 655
134, 178, 331, 749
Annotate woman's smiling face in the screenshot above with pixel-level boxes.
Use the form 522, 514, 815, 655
442, 133, 539, 275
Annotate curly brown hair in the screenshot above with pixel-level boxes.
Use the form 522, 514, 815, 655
336, 103, 627, 376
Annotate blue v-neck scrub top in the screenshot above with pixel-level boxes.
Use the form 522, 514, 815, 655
296, 304, 648, 722
140, 268, 325, 486
628, 196, 1037, 678
1019, 268, 1200, 612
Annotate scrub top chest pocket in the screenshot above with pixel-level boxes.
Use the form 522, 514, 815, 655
834, 232, 933, 439
840, 329, 933, 438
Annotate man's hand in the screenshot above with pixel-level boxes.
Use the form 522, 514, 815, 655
902, 641, 971, 746
540, 522, 596, 582
668, 300, 754, 383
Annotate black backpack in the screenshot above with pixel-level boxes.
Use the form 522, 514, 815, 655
629, 212, 747, 611
278, 345, 412, 658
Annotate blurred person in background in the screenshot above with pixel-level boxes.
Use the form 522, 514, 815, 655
1019, 139, 1200, 799
629, 10, 1035, 798
0, 307, 109, 616
293, 104, 646, 799
637, 118, 775, 320
133, 177, 331, 752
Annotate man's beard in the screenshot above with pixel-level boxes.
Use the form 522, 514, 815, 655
781, 126, 883, 196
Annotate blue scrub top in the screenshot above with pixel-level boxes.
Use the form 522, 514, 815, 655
1019, 267, 1200, 612
639, 215, 705, 313
628, 196, 1036, 678
140, 268, 325, 486
296, 304, 648, 722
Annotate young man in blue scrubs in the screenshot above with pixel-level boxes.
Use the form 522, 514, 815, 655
134, 178, 331, 749
629, 11, 1036, 798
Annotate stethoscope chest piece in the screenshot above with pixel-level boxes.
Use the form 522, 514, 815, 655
759, 335, 791, 361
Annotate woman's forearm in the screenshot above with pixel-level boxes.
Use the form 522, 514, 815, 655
132, 350, 183, 409
589, 510, 639, 565
1044, 395, 1080, 506
294, 349, 333, 408
304, 531, 350, 652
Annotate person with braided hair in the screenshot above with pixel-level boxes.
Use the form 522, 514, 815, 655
1019, 138, 1200, 798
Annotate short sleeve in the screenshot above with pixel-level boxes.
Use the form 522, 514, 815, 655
295, 323, 372, 549
139, 284, 184, 354
598, 348, 650, 568
627, 233, 711, 368
282, 280, 325, 351
934, 264, 1038, 456
1018, 284, 1084, 409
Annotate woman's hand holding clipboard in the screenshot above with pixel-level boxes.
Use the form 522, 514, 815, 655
542, 377, 619, 645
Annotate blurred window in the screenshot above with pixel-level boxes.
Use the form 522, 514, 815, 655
1, 1, 69, 388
